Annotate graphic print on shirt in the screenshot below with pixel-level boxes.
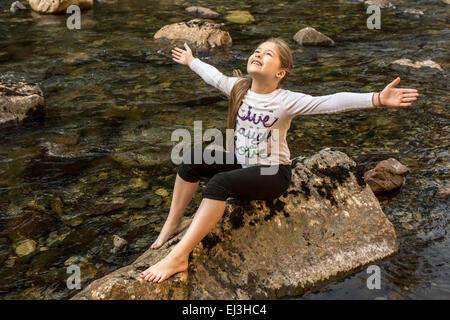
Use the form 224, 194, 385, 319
234, 101, 280, 166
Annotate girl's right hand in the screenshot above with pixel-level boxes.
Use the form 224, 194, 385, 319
171, 42, 194, 66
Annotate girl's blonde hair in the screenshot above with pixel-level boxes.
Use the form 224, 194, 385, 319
227, 37, 293, 136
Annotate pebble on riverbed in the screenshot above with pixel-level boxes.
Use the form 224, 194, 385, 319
14, 239, 37, 257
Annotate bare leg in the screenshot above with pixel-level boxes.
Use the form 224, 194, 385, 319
141, 198, 227, 283
151, 173, 200, 249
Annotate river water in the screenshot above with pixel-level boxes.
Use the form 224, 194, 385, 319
0, 0, 448, 299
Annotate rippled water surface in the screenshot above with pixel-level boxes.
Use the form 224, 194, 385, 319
0, 0, 448, 299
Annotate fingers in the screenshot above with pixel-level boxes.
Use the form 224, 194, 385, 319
402, 92, 419, 98
402, 97, 417, 102
399, 102, 412, 107
184, 42, 191, 52
387, 77, 401, 88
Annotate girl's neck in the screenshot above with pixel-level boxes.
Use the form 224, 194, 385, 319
250, 78, 279, 94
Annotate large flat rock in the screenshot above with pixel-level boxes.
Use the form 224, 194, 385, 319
72, 148, 398, 300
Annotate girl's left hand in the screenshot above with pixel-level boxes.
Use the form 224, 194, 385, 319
379, 77, 419, 107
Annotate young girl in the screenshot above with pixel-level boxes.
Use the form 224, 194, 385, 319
140, 37, 419, 283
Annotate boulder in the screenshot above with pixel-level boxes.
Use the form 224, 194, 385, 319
72, 148, 398, 300
364, 158, 410, 193
29, 0, 93, 14
0, 81, 45, 127
364, 0, 395, 9
185, 6, 220, 19
10, 1, 28, 14
293, 27, 335, 47
388, 58, 446, 80
154, 19, 232, 50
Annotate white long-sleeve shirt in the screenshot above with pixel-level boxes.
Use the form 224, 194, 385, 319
189, 58, 376, 168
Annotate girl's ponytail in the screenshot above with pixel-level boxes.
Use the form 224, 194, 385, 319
226, 70, 252, 152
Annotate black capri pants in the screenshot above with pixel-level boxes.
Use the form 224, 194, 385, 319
177, 147, 292, 201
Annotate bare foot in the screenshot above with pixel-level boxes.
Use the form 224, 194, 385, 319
150, 219, 187, 249
139, 252, 188, 283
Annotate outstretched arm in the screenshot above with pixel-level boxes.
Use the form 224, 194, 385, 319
171, 43, 238, 97
284, 77, 419, 117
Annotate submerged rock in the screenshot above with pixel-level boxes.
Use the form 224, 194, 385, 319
29, 0, 93, 14
72, 148, 398, 300
395, 9, 424, 19
225, 10, 255, 24
111, 235, 128, 254
185, 6, 220, 19
388, 58, 446, 80
153, 19, 232, 50
0, 52, 9, 62
293, 27, 335, 47
0, 81, 45, 127
14, 239, 37, 257
364, 158, 410, 193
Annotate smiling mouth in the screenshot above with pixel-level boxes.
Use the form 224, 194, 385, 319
251, 60, 262, 66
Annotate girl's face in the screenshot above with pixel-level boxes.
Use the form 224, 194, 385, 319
247, 42, 286, 83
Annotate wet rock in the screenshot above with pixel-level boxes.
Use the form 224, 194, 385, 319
80, 201, 124, 217
0, 81, 45, 127
29, 0, 93, 14
129, 177, 148, 190
14, 239, 37, 257
185, 6, 220, 19
0, 52, 9, 62
389, 59, 446, 80
64, 255, 79, 266
10, 1, 28, 14
225, 10, 255, 24
2, 207, 58, 242
363, 158, 409, 193
153, 19, 232, 50
154, 188, 168, 197
111, 235, 128, 254
72, 148, 398, 300
293, 27, 335, 47
395, 9, 424, 19
364, 0, 395, 9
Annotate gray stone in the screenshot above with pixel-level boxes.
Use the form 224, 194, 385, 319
72, 148, 398, 300
185, 6, 220, 19
293, 27, 335, 47
10, 1, 27, 14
